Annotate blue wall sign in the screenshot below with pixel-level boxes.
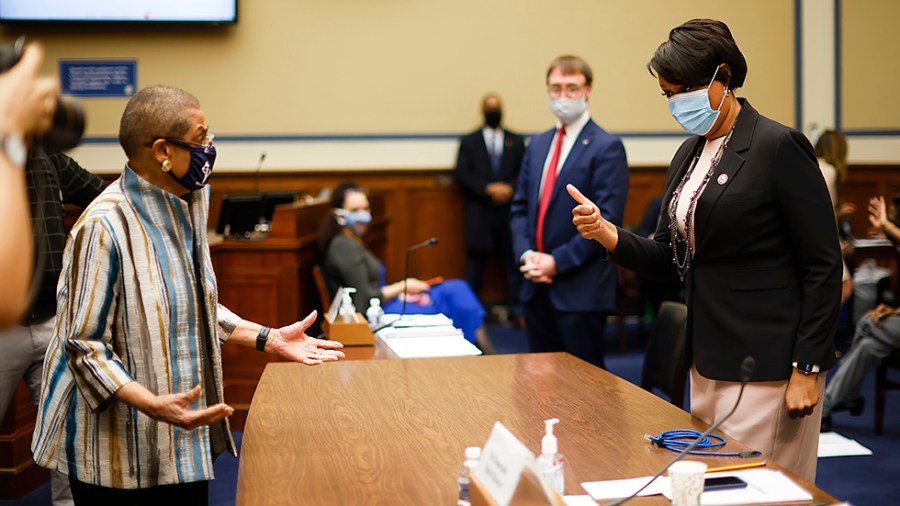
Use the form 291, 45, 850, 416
60, 60, 137, 97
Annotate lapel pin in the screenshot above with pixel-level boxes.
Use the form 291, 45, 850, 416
717, 173, 728, 185
582, 139, 590, 145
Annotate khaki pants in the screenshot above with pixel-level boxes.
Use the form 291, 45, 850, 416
690, 365, 826, 484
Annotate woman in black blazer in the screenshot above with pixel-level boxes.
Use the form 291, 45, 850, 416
569, 19, 841, 483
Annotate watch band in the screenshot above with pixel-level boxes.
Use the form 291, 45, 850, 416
255, 326, 271, 352
792, 361, 820, 374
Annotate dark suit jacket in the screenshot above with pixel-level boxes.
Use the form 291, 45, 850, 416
454, 127, 525, 251
510, 119, 629, 313
613, 99, 841, 381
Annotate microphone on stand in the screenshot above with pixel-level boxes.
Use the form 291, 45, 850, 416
606, 356, 757, 506
253, 151, 267, 194
401, 237, 439, 318
372, 237, 439, 333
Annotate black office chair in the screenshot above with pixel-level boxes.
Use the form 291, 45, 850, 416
875, 349, 900, 435
640, 301, 689, 408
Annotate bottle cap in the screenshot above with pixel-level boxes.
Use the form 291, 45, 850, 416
465, 446, 481, 460
369, 297, 380, 307
542, 418, 559, 454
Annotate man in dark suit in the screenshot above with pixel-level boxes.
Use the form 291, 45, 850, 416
454, 94, 525, 320
510, 55, 629, 367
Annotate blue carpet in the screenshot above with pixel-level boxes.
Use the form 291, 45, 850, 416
5, 321, 899, 505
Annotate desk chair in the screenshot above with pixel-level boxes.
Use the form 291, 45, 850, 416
312, 265, 332, 309
875, 349, 900, 435
640, 301, 689, 408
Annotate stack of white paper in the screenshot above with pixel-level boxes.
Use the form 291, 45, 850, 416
375, 313, 481, 358
378, 334, 482, 358
376, 325, 462, 339
381, 313, 454, 327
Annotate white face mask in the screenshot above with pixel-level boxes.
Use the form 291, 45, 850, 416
548, 97, 587, 125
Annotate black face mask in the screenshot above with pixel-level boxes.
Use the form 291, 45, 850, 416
484, 111, 502, 129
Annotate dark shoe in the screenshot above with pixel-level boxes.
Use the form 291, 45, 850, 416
821, 414, 833, 432
832, 397, 865, 416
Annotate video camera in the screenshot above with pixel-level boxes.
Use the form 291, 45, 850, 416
0, 37, 84, 151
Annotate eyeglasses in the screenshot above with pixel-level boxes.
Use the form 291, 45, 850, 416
547, 84, 587, 98
145, 132, 215, 152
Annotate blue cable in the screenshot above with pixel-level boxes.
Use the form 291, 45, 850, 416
646, 429, 762, 457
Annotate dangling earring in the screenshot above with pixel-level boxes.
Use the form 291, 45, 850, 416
161, 159, 172, 172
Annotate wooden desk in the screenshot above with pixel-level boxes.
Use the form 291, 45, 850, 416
237, 353, 836, 505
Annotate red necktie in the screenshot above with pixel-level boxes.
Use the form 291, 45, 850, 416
535, 126, 565, 252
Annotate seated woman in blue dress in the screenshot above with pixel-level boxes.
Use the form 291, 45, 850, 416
317, 183, 486, 344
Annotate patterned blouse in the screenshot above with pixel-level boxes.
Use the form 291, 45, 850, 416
32, 166, 241, 489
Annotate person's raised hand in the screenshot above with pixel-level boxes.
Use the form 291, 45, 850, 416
568, 184, 606, 241
0, 43, 58, 139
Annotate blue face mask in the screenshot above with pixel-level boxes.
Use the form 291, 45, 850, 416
335, 209, 372, 236
666, 66, 728, 136
165, 137, 217, 190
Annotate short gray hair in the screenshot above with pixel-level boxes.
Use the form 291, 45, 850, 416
118, 85, 200, 158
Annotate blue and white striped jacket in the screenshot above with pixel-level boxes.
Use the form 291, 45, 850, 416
32, 166, 241, 488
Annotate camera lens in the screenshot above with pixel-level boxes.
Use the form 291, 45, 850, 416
43, 96, 85, 151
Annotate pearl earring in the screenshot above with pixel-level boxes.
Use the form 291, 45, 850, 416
162, 159, 172, 172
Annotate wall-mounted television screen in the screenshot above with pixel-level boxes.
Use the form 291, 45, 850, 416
0, 0, 237, 24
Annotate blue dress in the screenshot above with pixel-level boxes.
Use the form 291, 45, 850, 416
378, 265, 485, 344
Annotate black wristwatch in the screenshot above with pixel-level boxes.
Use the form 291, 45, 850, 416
792, 361, 820, 375
255, 326, 270, 352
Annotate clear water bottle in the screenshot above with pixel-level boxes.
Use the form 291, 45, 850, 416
366, 297, 384, 328
457, 446, 481, 506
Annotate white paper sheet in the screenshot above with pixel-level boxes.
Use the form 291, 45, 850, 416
377, 334, 482, 358
580, 476, 668, 500
817, 431, 873, 458
381, 313, 454, 327
583, 469, 812, 505
563, 495, 599, 506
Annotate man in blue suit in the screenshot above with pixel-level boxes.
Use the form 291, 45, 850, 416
510, 55, 629, 367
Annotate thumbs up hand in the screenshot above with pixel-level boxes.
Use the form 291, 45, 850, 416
568, 184, 605, 239
568, 184, 619, 250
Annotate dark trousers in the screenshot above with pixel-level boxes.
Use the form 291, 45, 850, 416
69, 477, 208, 506
465, 215, 522, 316
524, 285, 607, 368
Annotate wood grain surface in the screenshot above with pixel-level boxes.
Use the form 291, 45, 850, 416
236, 353, 836, 505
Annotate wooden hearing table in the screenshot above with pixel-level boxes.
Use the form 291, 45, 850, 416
236, 352, 837, 505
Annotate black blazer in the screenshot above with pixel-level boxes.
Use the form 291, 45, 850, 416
613, 100, 841, 381
453, 127, 525, 251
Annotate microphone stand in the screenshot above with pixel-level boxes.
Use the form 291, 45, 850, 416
606, 356, 757, 506
253, 152, 267, 194
400, 237, 439, 319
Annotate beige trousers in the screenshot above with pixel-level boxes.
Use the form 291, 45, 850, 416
690, 366, 826, 484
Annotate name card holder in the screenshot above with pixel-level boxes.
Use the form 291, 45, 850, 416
322, 313, 375, 346
470, 472, 565, 506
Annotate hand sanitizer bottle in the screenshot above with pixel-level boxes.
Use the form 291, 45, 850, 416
457, 446, 481, 506
366, 297, 384, 328
536, 418, 564, 495
339, 288, 357, 323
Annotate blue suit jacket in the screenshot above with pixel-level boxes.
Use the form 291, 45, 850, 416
510, 119, 629, 312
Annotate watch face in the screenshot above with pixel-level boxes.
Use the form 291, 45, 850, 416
3, 134, 26, 168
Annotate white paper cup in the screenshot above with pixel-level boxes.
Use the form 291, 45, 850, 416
668, 460, 707, 506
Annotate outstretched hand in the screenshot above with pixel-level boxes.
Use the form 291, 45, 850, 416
116, 382, 233, 430
268, 310, 345, 365
150, 385, 234, 429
